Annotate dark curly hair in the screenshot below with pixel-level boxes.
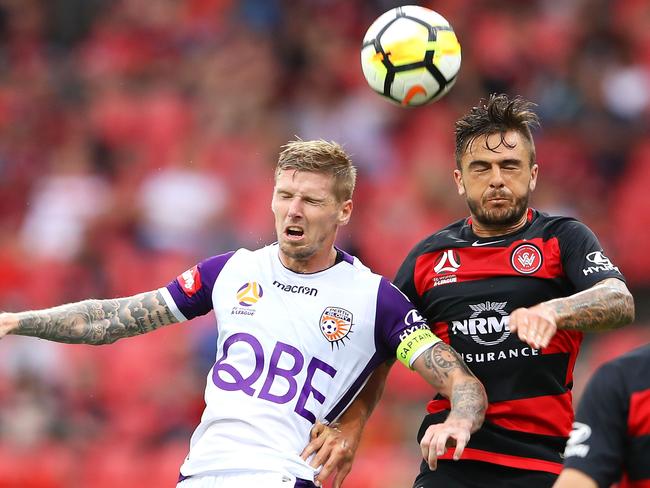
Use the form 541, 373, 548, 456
455, 94, 540, 169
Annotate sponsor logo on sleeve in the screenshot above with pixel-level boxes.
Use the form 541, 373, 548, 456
404, 309, 426, 326
319, 307, 353, 349
177, 265, 202, 297
510, 243, 543, 274
398, 310, 430, 342
582, 251, 619, 276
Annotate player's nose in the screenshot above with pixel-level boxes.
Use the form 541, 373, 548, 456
488, 166, 505, 187
287, 197, 304, 218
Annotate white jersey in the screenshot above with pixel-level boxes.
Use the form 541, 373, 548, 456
161, 244, 436, 482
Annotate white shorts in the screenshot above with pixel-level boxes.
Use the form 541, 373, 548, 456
177, 472, 314, 488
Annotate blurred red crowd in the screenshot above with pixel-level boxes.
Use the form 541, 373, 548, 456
0, 0, 648, 486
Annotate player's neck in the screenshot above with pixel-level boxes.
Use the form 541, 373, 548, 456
279, 247, 337, 274
470, 211, 529, 238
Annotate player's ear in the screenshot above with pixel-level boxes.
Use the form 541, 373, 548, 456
338, 199, 353, 226
271, 187, 279, 214
454, 169, 465, 196
529, 163, 538, 192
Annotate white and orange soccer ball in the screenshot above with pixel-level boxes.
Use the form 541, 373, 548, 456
361, 5, 461, 107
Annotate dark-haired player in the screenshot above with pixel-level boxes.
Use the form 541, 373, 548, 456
309, 94, 635, 488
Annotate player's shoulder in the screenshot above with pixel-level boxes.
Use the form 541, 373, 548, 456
409, 217, 468, 255
336, 249, 381, 280
197, 247, 267, 279
588, 345, 650, 397
601, 344, 650, 376
202, 247, 251, 266
531, 209, 592, 237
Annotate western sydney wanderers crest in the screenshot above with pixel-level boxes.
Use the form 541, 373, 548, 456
510, 243, 542, 274
319, 307, 353, 349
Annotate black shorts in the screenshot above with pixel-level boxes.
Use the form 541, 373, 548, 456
413, 459, 558, 488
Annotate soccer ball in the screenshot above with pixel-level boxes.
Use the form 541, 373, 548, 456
361, 5, 461, 107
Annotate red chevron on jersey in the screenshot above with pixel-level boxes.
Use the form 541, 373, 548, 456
177, 265, 202, 297
414, 237, 563, 296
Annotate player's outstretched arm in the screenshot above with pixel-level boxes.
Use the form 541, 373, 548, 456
0, 290, 180, 345
509, 278, 635, 349
412, 341, 487, 470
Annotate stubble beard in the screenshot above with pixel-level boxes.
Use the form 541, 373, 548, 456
467, 192, 530, 228
279, 241, 316, 262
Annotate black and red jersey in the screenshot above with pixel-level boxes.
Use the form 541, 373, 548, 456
394, 208, 626, 475
563, 345, 650, 488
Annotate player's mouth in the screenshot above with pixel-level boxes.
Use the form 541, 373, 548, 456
484, 193, 511, 205
284, 226, 305, 241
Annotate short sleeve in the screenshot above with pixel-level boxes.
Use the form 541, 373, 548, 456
375, 277, 440, 368
161, 251, 235, 321
556, 220, 626, 292
562, 361, 627, 486
394, 246, 422, 311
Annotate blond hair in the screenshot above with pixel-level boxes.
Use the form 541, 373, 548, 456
276, 139, 357, 202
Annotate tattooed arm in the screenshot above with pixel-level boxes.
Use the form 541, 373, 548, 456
412, 341, 487, 469
547, 278, 634, 330
301, 342, 485, 481
509, 278, 635, 349
0, 290, 180, 345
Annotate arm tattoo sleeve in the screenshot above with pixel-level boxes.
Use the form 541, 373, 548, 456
12, 290, 180, 345
423, 342, 486, 431
549, 278, 635, 331
423, 342, 472, 388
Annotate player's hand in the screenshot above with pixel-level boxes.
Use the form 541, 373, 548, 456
301, 421, 356, 488
0, 313, 17, 340
420, 417, 472, 470
508, 303, 558, 349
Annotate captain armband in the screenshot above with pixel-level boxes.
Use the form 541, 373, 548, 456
396, 328, 441, 369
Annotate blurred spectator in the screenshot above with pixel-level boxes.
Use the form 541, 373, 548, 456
136, 158, 229, 254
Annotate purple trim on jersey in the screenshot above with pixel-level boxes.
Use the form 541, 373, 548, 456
178, 473, 189, 483
374, 277, 422, 355
166, 251, 236, 320
325, 278, 422, 422
336, 247, 355, 265
324, 356, 380, 423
